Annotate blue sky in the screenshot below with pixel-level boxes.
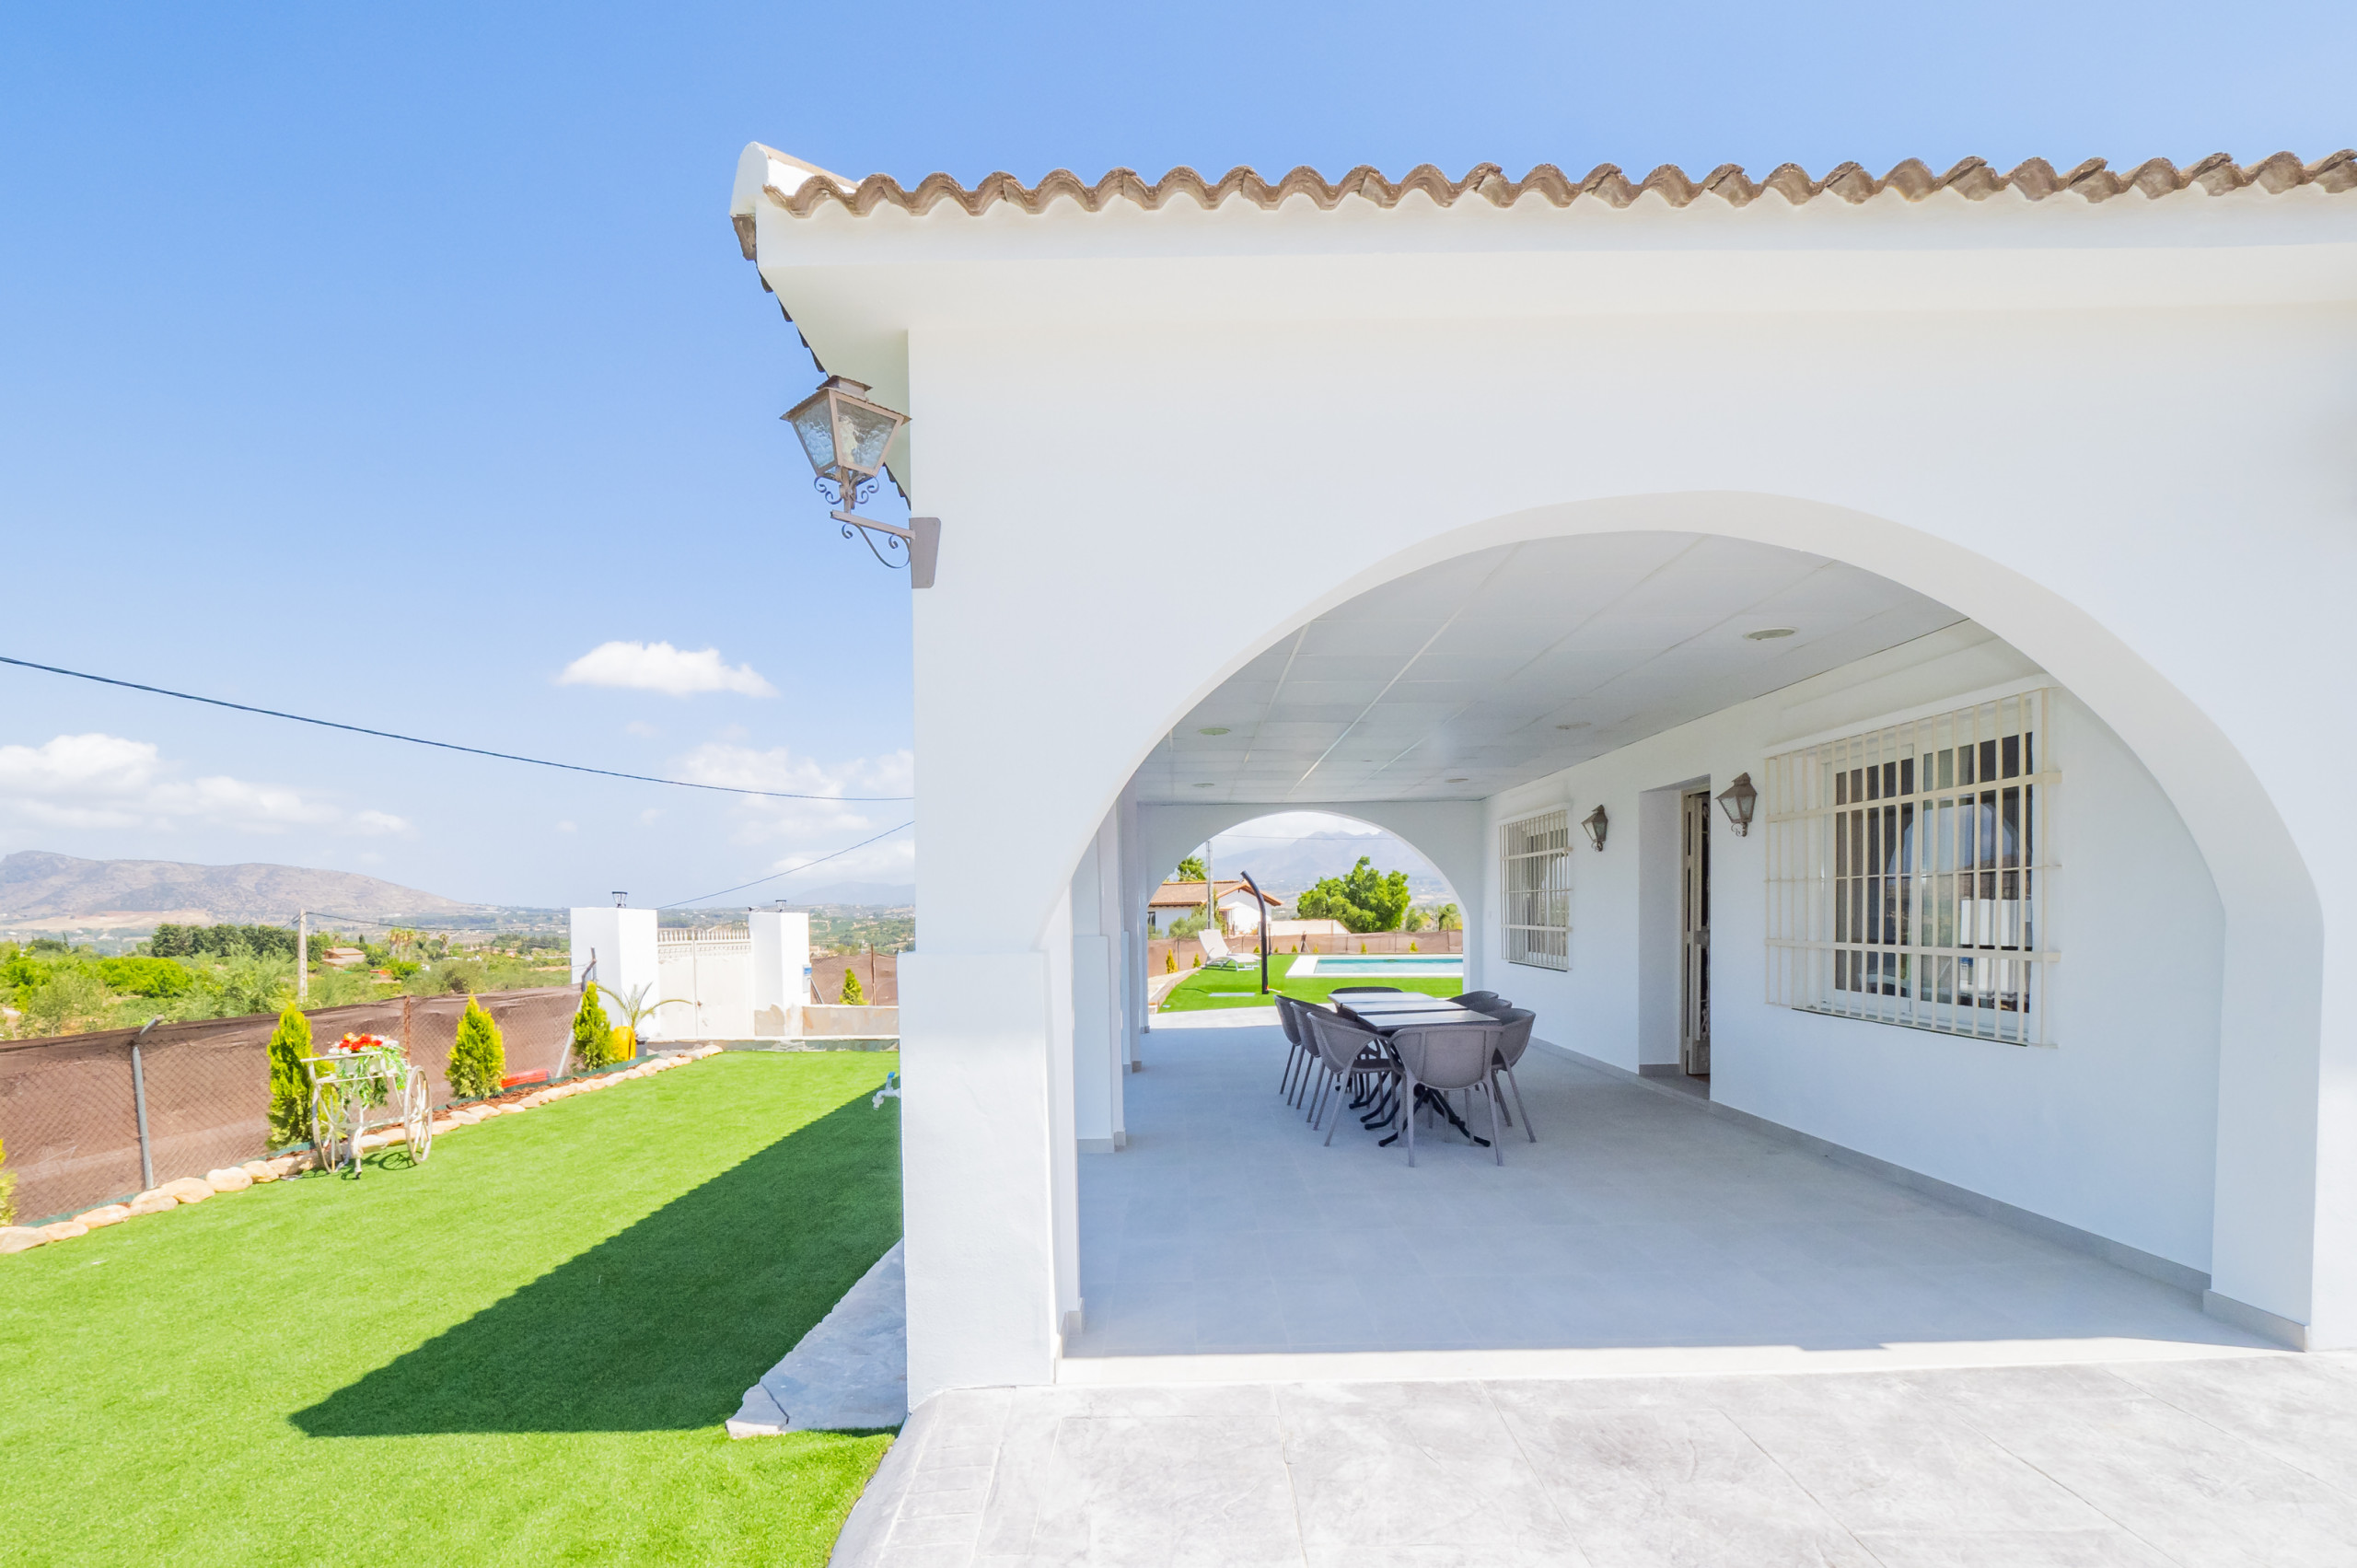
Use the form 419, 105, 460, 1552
2, 2, 2348, 911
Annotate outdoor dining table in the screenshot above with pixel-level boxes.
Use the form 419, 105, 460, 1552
1320, 995, 1501, 1149
1329, 996, 1491, 1032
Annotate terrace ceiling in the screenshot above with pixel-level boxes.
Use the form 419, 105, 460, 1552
1136, 533, 1963, 806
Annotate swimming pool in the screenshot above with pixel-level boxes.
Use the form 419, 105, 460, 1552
1290, 955, 1463, 977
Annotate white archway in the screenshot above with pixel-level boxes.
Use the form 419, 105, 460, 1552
1051, 497, 2321, 1339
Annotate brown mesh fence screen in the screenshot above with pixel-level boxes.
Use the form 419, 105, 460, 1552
0, 987, 582, 1225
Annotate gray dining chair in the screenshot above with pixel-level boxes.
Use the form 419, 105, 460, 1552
1388, 1019, 1511, 1166
1448, 990, 1505, 1013
1329, 985, 1403, 994
1273, 993, 1312, 1102
1488, 1007, 1537, 1142
1303, 1007, 1398, 1145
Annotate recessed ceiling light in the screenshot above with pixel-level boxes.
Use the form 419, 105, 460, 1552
1198, 726, 1230, 736
1744, 626, 1798, 641
1192, 782, 1216, 788
1555, 721, 1590, 731
1446, 776, 1469, 784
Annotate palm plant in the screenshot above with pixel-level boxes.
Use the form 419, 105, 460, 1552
594, 981, 688, 1058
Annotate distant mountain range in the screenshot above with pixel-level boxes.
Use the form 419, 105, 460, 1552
0, 852, 500, 931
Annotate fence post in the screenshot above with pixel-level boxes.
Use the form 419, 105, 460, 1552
130, 1016, 161, 1191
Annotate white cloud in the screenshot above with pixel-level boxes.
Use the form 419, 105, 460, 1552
556, 641, 776, 699
623, 720, 661, 738
668, 744, 917, 888
0, 734, 411, 837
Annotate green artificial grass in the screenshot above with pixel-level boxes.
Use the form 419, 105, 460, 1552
0, 1051, 901, 1567
1158, 952, 1462, 1011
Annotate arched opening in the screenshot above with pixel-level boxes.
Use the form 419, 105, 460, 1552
1049, 517, 2305, 1374
1139, 809, 1466, 1007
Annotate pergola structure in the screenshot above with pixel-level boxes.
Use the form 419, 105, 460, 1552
730, 145, 2357, 1401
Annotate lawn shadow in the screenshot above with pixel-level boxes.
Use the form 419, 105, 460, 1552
295, 1092, 900, 1435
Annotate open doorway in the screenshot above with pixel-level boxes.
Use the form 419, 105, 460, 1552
1679, 786, 1712, 1078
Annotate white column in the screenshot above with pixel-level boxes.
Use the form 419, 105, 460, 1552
1073, 810, 1128, 1154
749, 910, 811, 1039
899, 948, 1060, 1400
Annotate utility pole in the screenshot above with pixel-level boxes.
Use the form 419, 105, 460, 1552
296, 910, 308, 1002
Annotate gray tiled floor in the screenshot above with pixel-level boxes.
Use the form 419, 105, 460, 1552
1065, 1016, 2268, 1374
835, 1357, 2357, 1566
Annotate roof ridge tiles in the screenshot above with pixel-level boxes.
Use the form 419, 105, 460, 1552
745, 150, 2357, 236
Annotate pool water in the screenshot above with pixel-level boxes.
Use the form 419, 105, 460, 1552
1303, 956, 1463, 973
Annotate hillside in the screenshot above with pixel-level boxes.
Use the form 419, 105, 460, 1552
0, 852, 483, 928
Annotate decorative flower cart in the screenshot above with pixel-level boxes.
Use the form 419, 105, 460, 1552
301, 1033, 434, 1175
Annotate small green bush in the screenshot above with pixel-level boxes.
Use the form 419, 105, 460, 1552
840, 965, 865, 1005
265, 1005, 315, 1149
447, 995, 505, 1100
0, 1133, 15, 1227
569, 986, 614, 1072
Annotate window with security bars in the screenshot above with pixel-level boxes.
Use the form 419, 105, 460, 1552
1501, 809, 1572, 970
1763, 690, 2057, 1044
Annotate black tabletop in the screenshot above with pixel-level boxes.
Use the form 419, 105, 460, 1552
1331, 997, 1489, 1030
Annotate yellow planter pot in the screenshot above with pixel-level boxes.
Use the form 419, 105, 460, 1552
612, 1027, 636, 1062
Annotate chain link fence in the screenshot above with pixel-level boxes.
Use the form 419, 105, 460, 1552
0, 988, 582, 1225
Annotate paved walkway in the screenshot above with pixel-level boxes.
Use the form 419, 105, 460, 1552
834, 1354, 2357, 1566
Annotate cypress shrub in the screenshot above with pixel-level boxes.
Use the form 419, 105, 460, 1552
569, 986, 614, 1073
447, 994, 506, 1100
265, 1005, 315, 1149
840, 965, 865, 1005
0, 1133, 14, 1227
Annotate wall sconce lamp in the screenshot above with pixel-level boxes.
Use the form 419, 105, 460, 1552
1715, 772, 1759, 837
783, 375, 941, 587
1581, 804, 1608, 852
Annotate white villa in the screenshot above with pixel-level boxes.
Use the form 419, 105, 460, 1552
728, 145, 2357, 1406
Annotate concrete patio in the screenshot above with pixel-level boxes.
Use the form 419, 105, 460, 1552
835, 1354, 2357, 1566
1063, 1011, 2275, 1381
830, 1013, 2355, 1566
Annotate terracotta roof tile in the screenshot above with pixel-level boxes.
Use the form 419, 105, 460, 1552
741, 151, 2355, 247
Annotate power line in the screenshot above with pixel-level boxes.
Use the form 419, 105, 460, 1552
0, 655, 913, 802
660, 820, 914, 908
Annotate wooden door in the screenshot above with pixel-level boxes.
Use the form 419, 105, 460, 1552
1680, 788, 1712, 1075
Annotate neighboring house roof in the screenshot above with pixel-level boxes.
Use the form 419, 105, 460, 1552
1148, 879, 1283, 910
737, 150, 2354, 242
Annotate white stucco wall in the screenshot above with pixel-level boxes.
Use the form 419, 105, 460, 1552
743, 179, 2357, 1384
1483, 624, 2225, 1272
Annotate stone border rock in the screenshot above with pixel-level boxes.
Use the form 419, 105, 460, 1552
0, 1045, 725, 1256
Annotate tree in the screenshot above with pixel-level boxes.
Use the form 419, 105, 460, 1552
447, 995, 506, 1100
1295, 856, 1413, 933
0, 1132, 15, 1226
265, 1005, 315, 1149
1402, 906, 1431, 933
841, 964, 865, 1005
1175, 854, 1207, 882
1434, 903, 1463, 931
569, 984, 615, 1073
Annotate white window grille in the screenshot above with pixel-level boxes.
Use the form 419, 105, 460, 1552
1763, 689, 2058, 1045
1501, 809, 1572, 970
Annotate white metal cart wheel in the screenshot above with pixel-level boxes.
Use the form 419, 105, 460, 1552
403, 1068, 435, 1163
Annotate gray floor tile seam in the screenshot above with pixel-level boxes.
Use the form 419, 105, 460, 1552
1469, 1374, 1615, 1555
1915, 1411, 2194, 1568
2003, 1370, 2357, 1516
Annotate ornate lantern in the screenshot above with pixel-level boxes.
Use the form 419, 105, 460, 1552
1715, 772, 1758, 837
782, 376, 939, 586
1581, 804, 1608, 852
